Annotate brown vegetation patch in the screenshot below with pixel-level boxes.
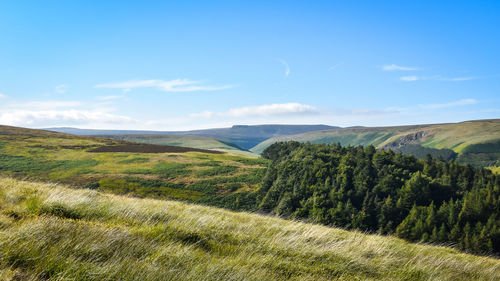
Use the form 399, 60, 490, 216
28, 144, 99, 150
88, 144, 223, 154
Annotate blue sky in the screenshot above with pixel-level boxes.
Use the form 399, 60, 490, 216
0, 0, 499, 130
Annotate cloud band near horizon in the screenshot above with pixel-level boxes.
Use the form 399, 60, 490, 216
95, 79, 234, 92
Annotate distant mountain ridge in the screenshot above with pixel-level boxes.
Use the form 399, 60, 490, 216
46, 124, 336, 150
251, 119, 500, 168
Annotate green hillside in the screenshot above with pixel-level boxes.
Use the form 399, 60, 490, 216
251, 119, 500, 168
97, 134, 253, 155
0, 125, 267, 204
1, 177, 499, 281
252, 126, 417, 152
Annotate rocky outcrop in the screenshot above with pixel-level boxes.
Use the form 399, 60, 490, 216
383, 130, 432, 149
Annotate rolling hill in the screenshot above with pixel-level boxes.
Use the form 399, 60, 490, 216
0, 125, 267, 204
46, 124, 336, 151
251, 119, 500, 168
94, 134, 251, 155
1, 177, 499, 280
47, 120, 500, 168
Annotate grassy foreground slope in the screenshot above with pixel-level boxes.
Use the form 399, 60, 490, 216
1, 177, 499, 281
251, 119, 500, 168
0, 125, 267, 203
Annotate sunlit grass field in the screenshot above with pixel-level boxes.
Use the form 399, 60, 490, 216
0, 126, 267, 203
0, 177, 499, 280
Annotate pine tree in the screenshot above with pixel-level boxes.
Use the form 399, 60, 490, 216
425, 202, 436, 233
430, 226, 438, 242
438, 224, 447, 242
449, 224, 461, 241
461, 223, 472, 250
395, 204, 418, 239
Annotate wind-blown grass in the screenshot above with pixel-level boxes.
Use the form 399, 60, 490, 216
0, 177, 499, 280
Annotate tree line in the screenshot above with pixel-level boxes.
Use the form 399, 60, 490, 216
220, 141, 500, 255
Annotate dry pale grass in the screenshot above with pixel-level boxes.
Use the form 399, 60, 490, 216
0, 177, 499, 280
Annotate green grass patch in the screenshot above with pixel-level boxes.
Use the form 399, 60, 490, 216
0, 153, 99, 175
232, 157, 269, 166
1, 177, 498, 281
118, 157, 150, 164
98, 178, 203, 200
196, 165, 238, 177
153, 162, 191, 178
123, 162, 190, 178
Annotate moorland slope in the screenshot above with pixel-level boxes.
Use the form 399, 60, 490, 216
0, 177, 499, 281
0, 125, 267, 204
96, 134, 251, 155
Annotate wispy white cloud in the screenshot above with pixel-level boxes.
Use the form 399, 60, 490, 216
95, 79, 233, 93
400, 76, 419, 81
0, 106, 134, 126
278, 59, 290, 77
190, 103, 320, 119
329, 62, 344, 71
228, 103, 318, 117
435, 76, 477, 81
0, 110, 133, 126
0, 98, 134, 128
422, 98, 478, 109
334, 108, 398, 116
400, 75, 478, 82
0, 93, 6, 98
18, 101, 84, 109
382, 64, 418, 71
55, 84, 68, 94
